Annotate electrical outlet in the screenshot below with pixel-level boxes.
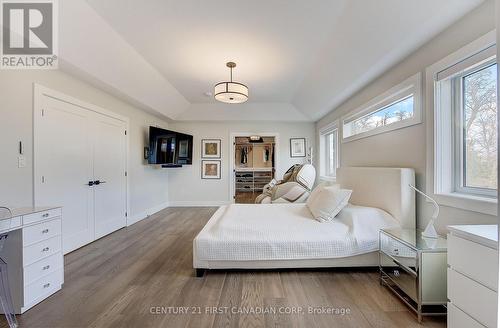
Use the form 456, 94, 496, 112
18, 155, 26, 168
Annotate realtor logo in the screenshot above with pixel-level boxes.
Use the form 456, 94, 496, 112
1, 0, 58, 69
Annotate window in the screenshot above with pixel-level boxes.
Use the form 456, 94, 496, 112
345, 95, 414, 137
319, 123, 339, 179
457, 61, 497, 195
429, 32, 497, 215
342, 73, 422, 141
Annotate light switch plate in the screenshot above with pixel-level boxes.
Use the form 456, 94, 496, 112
18, 155, 26, 168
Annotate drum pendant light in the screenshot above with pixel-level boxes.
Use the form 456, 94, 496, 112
214, 62, 249, 104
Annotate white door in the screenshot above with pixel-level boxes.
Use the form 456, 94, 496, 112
93, 112, 127, 239
36, 96, 95, 253
35, 92, 128, 253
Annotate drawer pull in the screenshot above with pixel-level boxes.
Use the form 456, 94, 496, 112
392, 258, 417, 277
43, 283, 50, 288
42, 229, 49, 234
42, 265, 50, 270
42, 247, 50, 252
42, 213, 49, 218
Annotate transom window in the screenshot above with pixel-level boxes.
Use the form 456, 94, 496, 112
342, 73, 422, 142
345, 95, 414, 138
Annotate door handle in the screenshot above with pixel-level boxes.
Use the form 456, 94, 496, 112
94, 180, 107, 185
87, 181, 94, 186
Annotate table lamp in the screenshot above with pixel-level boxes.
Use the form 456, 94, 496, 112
409, 184, 439, 238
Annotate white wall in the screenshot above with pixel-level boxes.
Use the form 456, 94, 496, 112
167, 121, 315, 205
0, 70, 170, 223
316, 0, 497, 232
59, 0, 189, 119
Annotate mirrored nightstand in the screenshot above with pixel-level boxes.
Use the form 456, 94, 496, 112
379, 228, 447, 322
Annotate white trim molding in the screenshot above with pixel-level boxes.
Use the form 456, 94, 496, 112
341, 72, 422, 142
425, 30, 497, 216
127, 202, 170, 226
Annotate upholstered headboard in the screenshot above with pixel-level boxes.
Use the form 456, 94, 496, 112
337, 167, 416, 229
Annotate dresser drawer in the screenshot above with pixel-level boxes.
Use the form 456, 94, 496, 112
380, 232, 417, 272
23, 235, 62, 266
448, 234, 498, 291
448, 302, 486, 328
23, 252, 63, 286
24, 269, 63, 307
23, 218, 61, 247
23, 208, 61, 225
448, 268, 497, 328
380, 252, 417, 301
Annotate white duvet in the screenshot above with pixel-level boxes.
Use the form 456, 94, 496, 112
194, 203, 399, 261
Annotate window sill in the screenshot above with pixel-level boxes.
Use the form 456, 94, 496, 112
433, 191, 497, 216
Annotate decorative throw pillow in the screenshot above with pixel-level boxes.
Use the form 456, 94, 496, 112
307, 186, 352, 222
306, 182, 339, 207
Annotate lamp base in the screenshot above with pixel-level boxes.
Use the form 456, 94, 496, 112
421, 220, 438, 239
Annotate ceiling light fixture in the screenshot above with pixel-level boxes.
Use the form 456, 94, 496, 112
214, 62, 249, 104
248, 135, 263, 143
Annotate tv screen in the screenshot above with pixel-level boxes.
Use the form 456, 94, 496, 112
148, 127, 193, 165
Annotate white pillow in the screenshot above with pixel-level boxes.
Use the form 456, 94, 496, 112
307, 186, 352, 222
306, 183, 339, 207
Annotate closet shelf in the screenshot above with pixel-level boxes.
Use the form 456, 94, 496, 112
234, 169, 273, 193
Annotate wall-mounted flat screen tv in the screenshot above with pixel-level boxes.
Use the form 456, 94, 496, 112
148, 126, 193, 165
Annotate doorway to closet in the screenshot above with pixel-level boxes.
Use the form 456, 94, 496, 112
233, 135, 276, 203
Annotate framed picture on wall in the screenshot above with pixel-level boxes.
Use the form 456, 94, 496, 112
201, 139, 221, 158
290, 138, 306, 157
201, 160, 221, 179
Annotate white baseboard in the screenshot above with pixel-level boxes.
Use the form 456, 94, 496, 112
127, 201, 170, 226
167, 200, 231, 207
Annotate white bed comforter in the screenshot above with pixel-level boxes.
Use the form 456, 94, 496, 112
194, 203, 399, 261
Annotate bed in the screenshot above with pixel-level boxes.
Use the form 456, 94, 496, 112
193, 167, 415, 275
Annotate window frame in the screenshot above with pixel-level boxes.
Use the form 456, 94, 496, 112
319, 121, 339, 181
452, 59, 498, 198
341, 73, 422, 142
426, 30, 497, 216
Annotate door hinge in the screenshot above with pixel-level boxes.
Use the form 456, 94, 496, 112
125, 130, 127, 135
125, 212, 128, 217
125, 171, 127, 177
41, 176, 45, 183
41, 109, 44, 117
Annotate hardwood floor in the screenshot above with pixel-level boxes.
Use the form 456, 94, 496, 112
3, 207, 446, 328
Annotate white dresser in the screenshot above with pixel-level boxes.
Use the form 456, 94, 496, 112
1, 207, 64, 314
447, 225, 498, 328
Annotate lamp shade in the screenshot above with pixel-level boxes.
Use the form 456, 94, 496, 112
214, 81, 248, 104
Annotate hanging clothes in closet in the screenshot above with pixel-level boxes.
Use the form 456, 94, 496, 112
240, 146, 248, 164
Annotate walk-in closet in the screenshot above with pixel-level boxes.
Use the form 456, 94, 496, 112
234, 136, 275, 203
